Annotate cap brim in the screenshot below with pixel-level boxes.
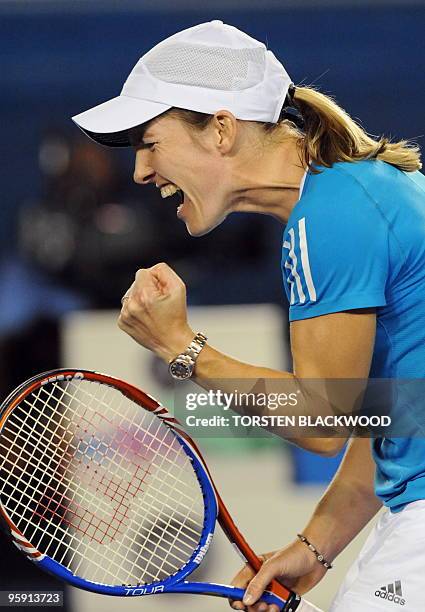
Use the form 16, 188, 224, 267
72, 95, 171, 147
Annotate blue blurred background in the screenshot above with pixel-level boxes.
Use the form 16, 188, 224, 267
0, 1, 423, 608
1, 1, 423, 308
1, 0, 423, 348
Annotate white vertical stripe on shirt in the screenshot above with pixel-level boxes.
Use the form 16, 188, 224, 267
298, 217, 317, 302
288, 227, 306, 304
284, 261, 295, 305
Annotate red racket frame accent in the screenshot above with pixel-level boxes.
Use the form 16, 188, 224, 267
0, 369, 293, 603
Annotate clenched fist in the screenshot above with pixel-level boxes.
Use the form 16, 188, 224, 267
118, 263, 195, 362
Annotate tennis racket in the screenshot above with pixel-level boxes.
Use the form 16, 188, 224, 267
0, 369, 322, 611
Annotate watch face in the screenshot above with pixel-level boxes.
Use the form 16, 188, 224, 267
169, 359, 192, 380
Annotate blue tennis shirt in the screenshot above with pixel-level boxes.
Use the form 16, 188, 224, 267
281, 160, 425, 511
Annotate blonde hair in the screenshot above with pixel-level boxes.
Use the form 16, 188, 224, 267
168, 86, 422, 173
284, 86, 422, 173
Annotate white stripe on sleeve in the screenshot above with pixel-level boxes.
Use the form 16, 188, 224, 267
298, 217, 317, 302
284, 261, 295, 305
288, 228, 306, 304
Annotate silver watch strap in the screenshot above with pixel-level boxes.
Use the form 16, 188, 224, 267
185, 332, 208, 362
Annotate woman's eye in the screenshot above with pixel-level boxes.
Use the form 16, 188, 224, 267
142, 142, 156, 150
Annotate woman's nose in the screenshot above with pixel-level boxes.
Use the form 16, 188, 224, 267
133, 150, 155, 185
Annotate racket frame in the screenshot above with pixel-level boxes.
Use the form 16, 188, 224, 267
0, 369, 300, 611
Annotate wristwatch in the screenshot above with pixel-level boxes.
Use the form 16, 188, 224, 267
168, 332, 208, 381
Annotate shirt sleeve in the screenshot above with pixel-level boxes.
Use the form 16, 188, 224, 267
282, 177, 389, 322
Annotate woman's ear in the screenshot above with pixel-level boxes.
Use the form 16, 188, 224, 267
212, 110, 238, 154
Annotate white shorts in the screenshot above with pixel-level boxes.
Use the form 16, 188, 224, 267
329, 499, 425, 612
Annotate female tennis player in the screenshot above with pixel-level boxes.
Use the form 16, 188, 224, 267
72, 21, 424, 612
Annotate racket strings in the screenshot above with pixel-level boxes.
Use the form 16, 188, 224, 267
0, 424, 128, 540
3, 382, 193, 529
114, 442, 204, 583
1, 384, 76, 537
1, 406, 203, 571
0, 378, 206, 586
1, 384, 129, 541
2, 380, 202, 580
66, 414, 203, 584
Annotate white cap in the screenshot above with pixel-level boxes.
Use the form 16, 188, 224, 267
72, 20, 292, 147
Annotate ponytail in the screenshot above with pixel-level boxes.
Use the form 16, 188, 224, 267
288, 86, 421, 173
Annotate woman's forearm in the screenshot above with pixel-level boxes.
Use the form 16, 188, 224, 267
177, 342, 348, 455
299, 438, 382, 561
193, 343, 294, 381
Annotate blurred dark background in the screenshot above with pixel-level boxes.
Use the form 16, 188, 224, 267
1, 1, 424, 313
0, 0, 423, 603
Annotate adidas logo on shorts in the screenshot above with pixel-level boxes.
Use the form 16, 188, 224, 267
375, 580, 406, 606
